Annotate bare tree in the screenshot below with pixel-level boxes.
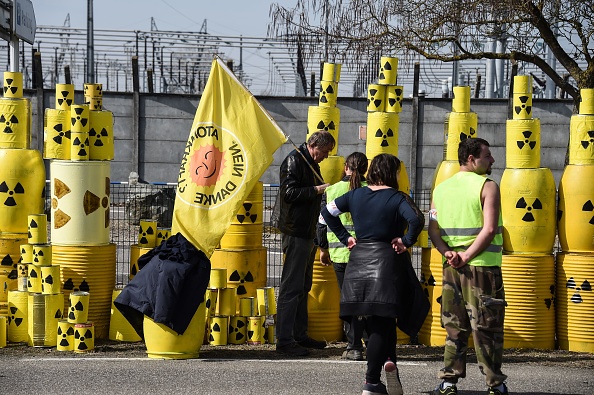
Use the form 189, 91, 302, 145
269, 0, 594, 102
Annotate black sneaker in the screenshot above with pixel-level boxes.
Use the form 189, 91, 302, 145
342, 349, 364, 361
487, 383, 509, 395
362, 381, 388, 395
297, 337, 327, 349
276, 342, 309, 356
433, 382, 458, 395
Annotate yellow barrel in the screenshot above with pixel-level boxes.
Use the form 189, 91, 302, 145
265, 323, 276, 344
579, 88, 594, 115
209, 267, 228, 289
50, 160, 111, 245
210, 247, 267, 305
228, 316, 247, 344
28, 292, 64, 347
7, 290, 28, 342
138, 219, 158, 248
0, 149, 45, 234
366, 111, 399, 159
71, 104, 90, 133
156, 228, 170, 246
377, 56, 398, 86
109, 288, 142, 342
247, 316, 265, 345
306, 106, 340, 156
20, 243, 33, 263
144, 302, 206, 359
17, 264, 27, 291
239, 296, 257, 317
41, 265, 61, 295
87, 97, 103, 111
307, 257, 342, 342
556, 252, 594, 352
396, 327, 410, 345
445, 112, 478, 161
501, 254, 555, 349
505, 119, 540, 168
57, 319, 74, 351
512, 76, 533, 120
27, 214, 48, 245
27, 264, 42, 293
44, 108, 71, 160
209, 315, 229, 345
89, 110, 114, 160
398, 161, 410, 196
217, 287, 236, 317
0, 273, 14, 304
3, 71, 23, 98
418, 248, 445, 346
319, 155, 346, 186
558, 164, 594, 252
318, 81, 338, 107
500, 168, 556, 254
54, 243, 116, 339
220, 182, 264, 250
367, 84, 386, 112
32, 244, 52, 266
55, 83, 74, 110
0, 316, 6, 347
70, 131, 90, 161
0, 98, 31, 148
74, 322, 95, 352
431, 161, 460, 192
452, 86, 471, 113
322, 62, 341, 82
0, 236, 22, 298
68, 291, 90, 324
84, 83, 103, 98
385, 85, 404, 113
129, 244, 153, 280
568, 114, 594, 165
205, 288, 218, 318
256, 286, 277, 316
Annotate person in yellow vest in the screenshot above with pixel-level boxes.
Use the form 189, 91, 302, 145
428, 138, 508, 395
317, 151, 368, 361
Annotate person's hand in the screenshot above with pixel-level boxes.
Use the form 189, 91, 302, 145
347, 236, 357, 250
319, 248, 332, 266
444, 250, 466, 269
391, 237, 407, 254
315, 183, 330, 194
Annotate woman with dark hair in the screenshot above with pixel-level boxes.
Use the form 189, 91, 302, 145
321, 153, 428, 395
317, 151, 368, 361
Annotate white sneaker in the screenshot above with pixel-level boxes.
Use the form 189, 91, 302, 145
384, 360, 403, 395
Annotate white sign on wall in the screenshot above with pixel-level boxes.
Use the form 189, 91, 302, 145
14, 0, 35, 44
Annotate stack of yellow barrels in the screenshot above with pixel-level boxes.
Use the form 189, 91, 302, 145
0, 71, 46, 343
304, 62, 344, 343
56, 290, 94, 352
46, 82, 116, 339
500, 75, 556, 349
556, 88, 594, 353
418, 86, 477, 346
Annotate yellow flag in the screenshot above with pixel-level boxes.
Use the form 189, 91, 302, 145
171, 57, 287, 257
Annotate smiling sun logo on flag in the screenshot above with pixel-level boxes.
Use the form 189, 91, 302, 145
190, 144, 227, 187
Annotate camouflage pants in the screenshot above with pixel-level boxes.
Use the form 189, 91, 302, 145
438, 264, 508, 387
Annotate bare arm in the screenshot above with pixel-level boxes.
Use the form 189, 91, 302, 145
427, 201, 460, 265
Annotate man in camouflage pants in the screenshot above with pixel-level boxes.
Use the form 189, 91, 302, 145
428, 138, 508, 395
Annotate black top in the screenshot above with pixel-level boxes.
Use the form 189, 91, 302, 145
322, 187, 424, 248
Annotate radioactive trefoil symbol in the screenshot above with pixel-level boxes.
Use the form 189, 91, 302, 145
0, 181, 25, 206
316, 120, 336, 131
378, 60, 392, 81
566, 277, 592, 303
583, 200, 594, 225
516, 197, 542, 222
319, 84, 335, 104
368, 88, 383, 109
1, 114, 18, 133
514, 95, 532, 115
375, 128, 394, 147
517, 131, 537, 149
581, 131, 594, 149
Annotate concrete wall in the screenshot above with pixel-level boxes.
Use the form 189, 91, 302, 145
30, 89, 574, 191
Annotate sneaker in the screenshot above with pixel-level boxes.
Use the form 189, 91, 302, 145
362, 381, 388, 395
487, 383, 509, 395
276, 342, 309, 356
342, 349, 364, 361
433, 382, 458, 395
384, 360, 403, 395
297, 337, 327, 349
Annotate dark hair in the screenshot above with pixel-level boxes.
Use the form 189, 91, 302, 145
345, 152, 368, 191
307, 130, 336, 151
458, 137, 490, 165
367, 153, 401, 189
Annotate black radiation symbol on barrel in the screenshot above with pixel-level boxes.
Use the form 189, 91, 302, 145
53, 178, 72, 229
209, 322, 222, 342
52, 123, 71, 144
69, 301, 85, 321
27, 266, 38, 288
420, 272, 437, 299
75, 328, 93, 350
514, 95, 531, 116
229, 320, 245, 342
83, 177, 110, 228
71, 107, 89, 128
58, 325, 75, 347
0, 113, 18, 133
89, 127, 109, 146
566, 277, 592, 303
28, 218, 39, 238
8, 306, 24, 327
33, 248, 45, 263
517, 131, 537, 150
63, 279, 90, 293
460, 127, 476, 141
139, 224, 155, 245
42, 273, 54, 292
375, 128, 394, 147
581, 131, 594, 149
319, 83, 334, 104
3, 78, 18, 95
0, 181, 24, 206
57, 90, 73, 107
378, 60, 392, 81
388, 88, 403, 109
237, 203, 257, 223
583, 200, 594, 225
316, 120, 336, 132
2, 254, 17, 279
229, 270, 254, 296
516, 197, 542, 222
73, 136, 89, 157
367, 88, 383, 109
